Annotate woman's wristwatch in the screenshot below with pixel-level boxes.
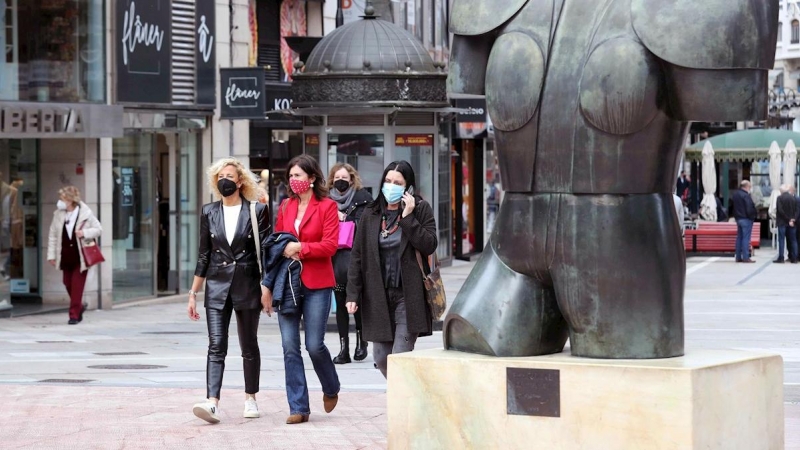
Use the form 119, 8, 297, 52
188, 290, 199, 298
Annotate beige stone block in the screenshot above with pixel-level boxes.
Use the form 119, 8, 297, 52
388, 349, 784, 450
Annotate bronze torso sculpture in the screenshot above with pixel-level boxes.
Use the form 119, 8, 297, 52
444, 0, 778, 358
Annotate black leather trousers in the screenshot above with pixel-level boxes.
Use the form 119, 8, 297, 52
206, 296, 261, 399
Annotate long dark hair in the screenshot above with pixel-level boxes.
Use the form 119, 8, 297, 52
373, 160, 418, 211
286, 154, 329, 199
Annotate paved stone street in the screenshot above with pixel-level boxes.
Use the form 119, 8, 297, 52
1, 256, 799, 449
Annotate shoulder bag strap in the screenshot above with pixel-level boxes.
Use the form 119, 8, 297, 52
250, 201, 262, 274
415, 250, 427, 280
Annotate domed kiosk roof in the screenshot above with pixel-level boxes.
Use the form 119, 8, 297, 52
291, 7, 447, 108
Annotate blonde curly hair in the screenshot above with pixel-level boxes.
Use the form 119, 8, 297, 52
206, 157, 259, 201
58, 186, 82, 205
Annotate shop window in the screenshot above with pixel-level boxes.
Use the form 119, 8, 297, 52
327, 134, 385, 199
0, 139, 40, 300
1, 0, 105, 102
792, 20, 799, 44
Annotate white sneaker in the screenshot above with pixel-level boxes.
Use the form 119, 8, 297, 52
193, 401, 220, 424
243, 399, 259, 418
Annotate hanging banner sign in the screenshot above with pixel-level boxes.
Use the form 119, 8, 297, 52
220, 68, 266, 120
116, 0, 172, 104
196, 0, 216, 105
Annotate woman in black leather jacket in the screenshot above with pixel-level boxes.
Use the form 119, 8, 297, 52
327, 163, 373, 364
187, 157, 271, 424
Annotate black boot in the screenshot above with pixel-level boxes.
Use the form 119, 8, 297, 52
332, 336, 351, 364
353, 329, 368, 361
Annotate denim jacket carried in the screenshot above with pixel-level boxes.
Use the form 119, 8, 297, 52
262, 232, 304, 315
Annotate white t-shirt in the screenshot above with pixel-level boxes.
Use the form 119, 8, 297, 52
222, 204, 241, 245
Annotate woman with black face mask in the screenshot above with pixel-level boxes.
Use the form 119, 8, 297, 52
327, 163, 373, 364
187, 158, 271, 424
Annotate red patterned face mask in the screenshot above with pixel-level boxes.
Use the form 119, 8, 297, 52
289, 179, 311, 194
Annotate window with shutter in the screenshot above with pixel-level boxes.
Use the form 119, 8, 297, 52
172, 0, 196, 104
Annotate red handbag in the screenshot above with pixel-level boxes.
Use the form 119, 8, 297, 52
79, 222, 105, 267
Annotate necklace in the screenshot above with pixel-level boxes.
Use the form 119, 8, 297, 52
380, 212, 400, 239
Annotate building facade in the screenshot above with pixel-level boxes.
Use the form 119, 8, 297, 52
1, 0, 252, 315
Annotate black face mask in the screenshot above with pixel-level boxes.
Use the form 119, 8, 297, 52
217, 179, 238, 197
333, 179, 351, 193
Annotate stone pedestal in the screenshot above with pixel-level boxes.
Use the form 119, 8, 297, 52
388, 349, 783, 450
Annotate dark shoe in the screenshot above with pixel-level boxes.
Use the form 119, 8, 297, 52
353, 329, 368, 361
286, 414, 309, 424
742, 259, 756, 263
78, 302, 87, 322
735, 258, 743, 262
68, 319, 78, 325
323, 394, 338, 413
332, 337, 351, 364
791, 260, 798, 264
774, 259, 785, 264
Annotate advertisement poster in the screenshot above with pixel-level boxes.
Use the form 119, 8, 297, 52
280, 0, 306, 82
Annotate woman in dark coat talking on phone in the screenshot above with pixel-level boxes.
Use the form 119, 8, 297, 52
345, 160, 438, 378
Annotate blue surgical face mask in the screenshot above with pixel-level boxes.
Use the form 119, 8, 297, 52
382, 183, 405, 205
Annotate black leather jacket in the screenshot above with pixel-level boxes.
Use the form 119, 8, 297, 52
195, 199, 270, 311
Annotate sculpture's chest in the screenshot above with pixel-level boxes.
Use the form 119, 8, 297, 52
486, 0, 662, 136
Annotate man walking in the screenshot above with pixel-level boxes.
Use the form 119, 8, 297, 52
775, 184, 798, 263
732, 180, 757, 263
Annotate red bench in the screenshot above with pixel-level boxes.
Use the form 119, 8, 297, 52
683, 222, 761, 253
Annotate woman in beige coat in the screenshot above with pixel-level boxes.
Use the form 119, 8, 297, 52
46, 186, 102, 324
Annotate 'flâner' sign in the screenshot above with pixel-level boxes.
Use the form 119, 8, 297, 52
116, 0, 172, 104
220, 68, 266, 120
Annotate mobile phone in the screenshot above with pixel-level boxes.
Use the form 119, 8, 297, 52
401, 186, 414, 209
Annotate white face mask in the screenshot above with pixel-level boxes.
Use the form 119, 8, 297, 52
56, 200, 67, 211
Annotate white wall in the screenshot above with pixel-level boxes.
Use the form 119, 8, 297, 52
213, 0, 252, 164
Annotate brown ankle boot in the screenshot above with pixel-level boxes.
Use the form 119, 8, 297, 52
323, 394, 338, 413
286, 414, 309, 424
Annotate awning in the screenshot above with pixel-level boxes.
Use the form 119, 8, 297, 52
266, 106, 468, 117
685, 129, 800, 162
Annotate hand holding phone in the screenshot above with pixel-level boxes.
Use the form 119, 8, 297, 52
401, 186, 416, 218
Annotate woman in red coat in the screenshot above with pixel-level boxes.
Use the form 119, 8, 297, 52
269, 154, 341, 424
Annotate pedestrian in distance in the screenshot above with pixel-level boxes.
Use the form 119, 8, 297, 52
345, 160, 438, 378
731, 180, 758, 263
187, 157, 271, 424
265, 154, 341, 424
46, 186, 102, 325
775, 183, 798, 264
328, 163, 373, 365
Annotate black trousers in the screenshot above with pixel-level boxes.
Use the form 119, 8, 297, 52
334, 288, 362, 339
206, 296, 261, 399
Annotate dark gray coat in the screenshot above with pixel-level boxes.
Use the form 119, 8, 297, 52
346, 198, 438, 342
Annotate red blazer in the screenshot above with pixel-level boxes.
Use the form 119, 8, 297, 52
275, 195, 340, 289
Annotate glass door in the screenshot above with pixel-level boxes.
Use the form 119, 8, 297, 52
178, 132, 199, 291
327, 134, 385, 198
112, 134, 155, 301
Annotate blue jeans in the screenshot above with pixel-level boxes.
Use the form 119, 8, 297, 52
736, 219, 753, 261
780, 225, 799, 261
277, 286, 340, 415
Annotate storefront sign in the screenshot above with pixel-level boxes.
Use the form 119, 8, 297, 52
264, 83, 302, 127
455, 98, 487, 123
305, 134, 319, 145
395, 134, 434, 146
0, 102, 123, 138
116, 0, 172, 104
196, 0, 216, 105
220, 68, 266, 119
